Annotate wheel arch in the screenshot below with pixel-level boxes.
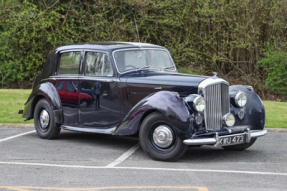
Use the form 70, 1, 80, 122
113, 91, 192, 140
23, 82, 63, 124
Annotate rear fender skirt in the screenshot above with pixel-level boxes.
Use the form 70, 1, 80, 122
229, 85, 265, 130
113, 91, 192, 140
23, 82, 63, 124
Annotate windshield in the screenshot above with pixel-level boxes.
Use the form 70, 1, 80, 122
113, 49, 175, 73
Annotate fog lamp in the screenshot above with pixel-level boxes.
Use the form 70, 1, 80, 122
195, 114, 202, 125
223, 113, 235, 127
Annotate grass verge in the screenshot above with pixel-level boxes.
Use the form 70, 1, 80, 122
0, 89, 33, 124
263, 101, 287, 128
0, 89, 286, 128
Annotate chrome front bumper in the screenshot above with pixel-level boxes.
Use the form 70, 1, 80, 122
183, 129, 267, 146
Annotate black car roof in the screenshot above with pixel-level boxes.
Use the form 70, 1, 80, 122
56, 42, 165, 52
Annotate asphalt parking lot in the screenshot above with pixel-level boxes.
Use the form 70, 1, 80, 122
0, 127, 287, 191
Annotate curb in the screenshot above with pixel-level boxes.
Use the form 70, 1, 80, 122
0, 124, 286, 133
265, 128, 287, 133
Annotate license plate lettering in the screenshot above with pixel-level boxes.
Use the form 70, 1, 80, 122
219, 134, 245, 146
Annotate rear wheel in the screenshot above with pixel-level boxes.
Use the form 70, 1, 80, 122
139, 112, 188, 161
222, 138, 257, 150
34, 99, 61, 139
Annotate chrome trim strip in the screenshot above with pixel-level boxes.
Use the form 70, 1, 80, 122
43, 77, 115, 83
183, 129, 267, 146
112, 48, 177, 74
60, 125, 116, 134
79, 77, 114, 82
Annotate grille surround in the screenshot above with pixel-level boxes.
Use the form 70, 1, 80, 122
198, 78, 230, 131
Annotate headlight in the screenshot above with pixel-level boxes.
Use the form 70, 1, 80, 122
235, 91, 247, 107
223, 113, 235, 127
193, 96, 206, 112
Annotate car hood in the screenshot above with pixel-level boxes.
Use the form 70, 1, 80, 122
123, 71, 209, 97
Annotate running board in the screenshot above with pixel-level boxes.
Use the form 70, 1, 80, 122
60, 125, 116, 134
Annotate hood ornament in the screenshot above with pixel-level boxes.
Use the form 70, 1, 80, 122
212, 72, 218, 78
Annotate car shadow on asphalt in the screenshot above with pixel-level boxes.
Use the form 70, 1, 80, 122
56, 131, 139, 148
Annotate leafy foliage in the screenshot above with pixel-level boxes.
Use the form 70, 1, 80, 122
259, 46, 287, 95
1, 0, 287, 99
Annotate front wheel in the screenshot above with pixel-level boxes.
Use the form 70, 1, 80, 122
222, 138, 257, 150
139, 112, 188, 161
34, 98, 61, 139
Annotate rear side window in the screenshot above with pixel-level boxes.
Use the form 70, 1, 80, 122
85, 52, 113, 76
58, 52, 81, 74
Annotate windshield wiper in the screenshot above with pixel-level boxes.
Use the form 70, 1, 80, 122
136, 65, 151, 70
163, 66, 176, 71
136, 65, 161, 71
121, 65, 160, 76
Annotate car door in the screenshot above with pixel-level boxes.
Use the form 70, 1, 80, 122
53, 50, 83, 126
79, 51, 122, 128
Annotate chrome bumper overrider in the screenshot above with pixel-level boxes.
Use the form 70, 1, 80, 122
183, 129, 267, 146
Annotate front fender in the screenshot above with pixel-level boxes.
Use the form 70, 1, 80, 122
229, 85, 265, 130
23, 82, 62, 123
113, 91, 192, 140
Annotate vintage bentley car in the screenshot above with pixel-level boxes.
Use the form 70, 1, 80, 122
19, 42, 267, 161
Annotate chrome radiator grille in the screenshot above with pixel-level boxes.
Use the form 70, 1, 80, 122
203, 83, 230, 130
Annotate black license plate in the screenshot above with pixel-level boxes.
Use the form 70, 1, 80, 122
219, 134, 245, 146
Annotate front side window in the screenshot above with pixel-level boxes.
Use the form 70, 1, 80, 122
113, 49, 174, 73
58, 52, 81, 74
85, 52, 113, 76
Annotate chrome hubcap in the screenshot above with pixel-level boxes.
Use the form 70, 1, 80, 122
40, 109, 49, 129
152, 125, 174, 148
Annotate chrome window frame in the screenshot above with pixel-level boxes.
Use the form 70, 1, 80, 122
112, 48, 177, 74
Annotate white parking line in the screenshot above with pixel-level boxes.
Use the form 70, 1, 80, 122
0, 130, 36, 143
106, 143, 141, 167
0, 161, 287, 176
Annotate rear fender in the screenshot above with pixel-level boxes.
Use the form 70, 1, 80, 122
113, 91, 192, 140
23, 82, 63, 124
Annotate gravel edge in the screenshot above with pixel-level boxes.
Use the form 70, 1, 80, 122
0, 124, 286, 133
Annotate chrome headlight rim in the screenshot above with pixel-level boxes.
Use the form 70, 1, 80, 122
235, 91, 247, 107
193, 96, 206, 112
223, 113, 235, 127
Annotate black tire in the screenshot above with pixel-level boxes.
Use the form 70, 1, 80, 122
139, 112, 188, 161
222, 138, 257, 150
34, 98, 61, 139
